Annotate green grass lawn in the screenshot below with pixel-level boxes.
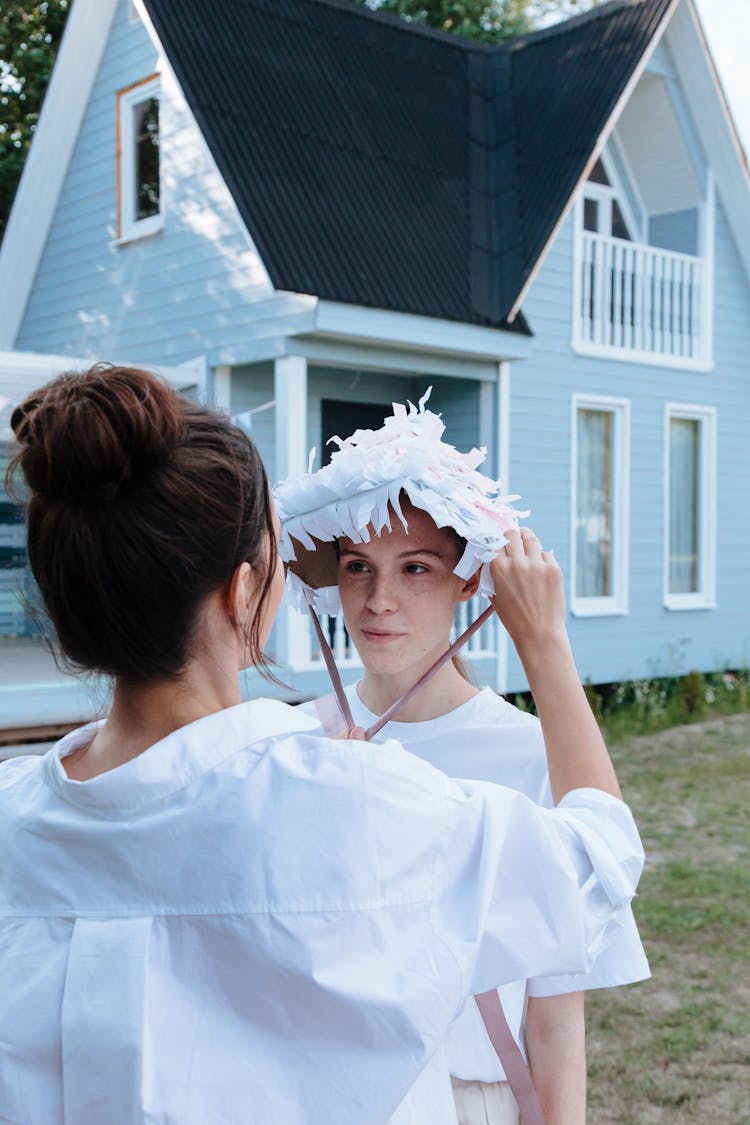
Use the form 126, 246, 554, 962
586, 713, 750, 1123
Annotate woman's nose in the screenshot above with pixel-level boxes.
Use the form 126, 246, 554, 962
366, 573, 398, 614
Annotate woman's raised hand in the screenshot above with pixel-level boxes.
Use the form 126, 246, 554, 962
491, 528, 620, 800
489, 528, 567, 657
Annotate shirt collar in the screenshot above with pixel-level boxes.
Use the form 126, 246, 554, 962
44, 699, 317, 815
348, 684, 495, 743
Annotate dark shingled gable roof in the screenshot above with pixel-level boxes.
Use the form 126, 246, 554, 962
143, 0, 675, 332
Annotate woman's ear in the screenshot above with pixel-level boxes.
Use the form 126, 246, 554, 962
457, 569, 482, 603
226, 561, 255, 625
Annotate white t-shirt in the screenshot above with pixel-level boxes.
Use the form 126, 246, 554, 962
301, 684, 651, 1083
0, 698, 643, 1124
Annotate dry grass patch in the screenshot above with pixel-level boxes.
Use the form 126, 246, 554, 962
586, 713, 750, 1123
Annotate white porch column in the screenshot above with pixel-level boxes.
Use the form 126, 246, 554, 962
212, 365, 233, 412
274, 355, 310, 670
494, 362, 511, 696
478, 380, 495, 462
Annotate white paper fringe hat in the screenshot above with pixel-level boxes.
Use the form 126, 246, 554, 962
274, 388, 528, 615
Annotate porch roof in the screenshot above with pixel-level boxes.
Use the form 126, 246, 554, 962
143, 0, 674, 330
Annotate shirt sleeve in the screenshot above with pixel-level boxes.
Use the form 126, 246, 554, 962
526, 903, 651, 996
515, 723, 651, 998
430, 780, 645, 1000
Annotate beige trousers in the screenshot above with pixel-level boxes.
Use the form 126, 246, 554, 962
451, 1077, 520, 1125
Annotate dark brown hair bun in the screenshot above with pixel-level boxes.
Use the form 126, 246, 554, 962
10, 363, 186, 504
6, 364, 278, 683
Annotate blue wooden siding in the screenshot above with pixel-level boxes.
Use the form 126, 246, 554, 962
509, 196, 750, 692
649, 208, 699, 255
15, 0, 312, 367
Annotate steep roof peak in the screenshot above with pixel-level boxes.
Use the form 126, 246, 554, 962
300, 0, 488, 50
139, 0, 676, 328
504, 0, 640, 52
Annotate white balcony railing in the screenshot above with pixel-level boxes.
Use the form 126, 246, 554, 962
575, 232, 707, 364
304, 595, 499, 671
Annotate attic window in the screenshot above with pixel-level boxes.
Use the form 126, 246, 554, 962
588, 159, 610, 186
116, 74, 163, 243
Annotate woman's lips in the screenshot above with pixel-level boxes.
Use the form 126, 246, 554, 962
361, 628, 405, 643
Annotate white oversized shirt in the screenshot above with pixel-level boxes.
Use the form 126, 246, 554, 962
302, 684, 650, 1083
0, 698, 643, 1124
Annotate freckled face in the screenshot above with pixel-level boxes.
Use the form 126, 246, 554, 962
337, 504, 475, 680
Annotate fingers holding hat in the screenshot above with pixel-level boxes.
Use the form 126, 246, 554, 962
519, 526, 542, 560
490, 527, 566, 650
503, 526, 544, 559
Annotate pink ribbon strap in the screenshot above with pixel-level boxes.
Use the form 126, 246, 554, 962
363, 604, 494, 738
306, 603, 356, 730
308, 603, 495, 740
474, 991, 547, 1125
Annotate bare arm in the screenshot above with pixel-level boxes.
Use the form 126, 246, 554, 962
525, 993, 587, 1125
490, 528, 621, 801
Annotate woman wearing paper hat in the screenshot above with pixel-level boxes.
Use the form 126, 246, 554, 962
276, 391, 649, 1125
0, 367, 643, 1125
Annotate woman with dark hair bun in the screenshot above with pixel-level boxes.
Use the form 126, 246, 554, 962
0, 365, 643, 1125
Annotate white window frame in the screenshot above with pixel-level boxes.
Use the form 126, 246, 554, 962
116, 73, 163, 244
601, 141, 646, 244
570, 393, 630, 617
663, 403, 717, 611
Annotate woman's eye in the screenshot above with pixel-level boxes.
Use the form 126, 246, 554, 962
344, 560, 370, 573
404, 563, 429, 575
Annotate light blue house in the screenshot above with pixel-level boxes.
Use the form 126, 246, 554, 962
0, 0, 749, 702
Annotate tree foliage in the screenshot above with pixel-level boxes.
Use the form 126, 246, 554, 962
0, 1, 70, 241
356, 0, 601, 44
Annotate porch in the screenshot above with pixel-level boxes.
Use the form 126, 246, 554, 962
229, 338, 516, 700
1, 328, 524, 722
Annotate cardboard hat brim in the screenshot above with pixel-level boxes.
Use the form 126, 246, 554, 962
286, 536, 339, 591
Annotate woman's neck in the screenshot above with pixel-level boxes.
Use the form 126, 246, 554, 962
357, 660, 479, 724
63, 652, 242, 781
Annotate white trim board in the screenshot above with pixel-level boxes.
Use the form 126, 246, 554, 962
608, 130, 648, 240
116, 73, 164, 243
0, 0, 120, 349
600, 140, 645, 243
571, 342, 713, 373
314, 301, 532, 361
288, 337, 501, 382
